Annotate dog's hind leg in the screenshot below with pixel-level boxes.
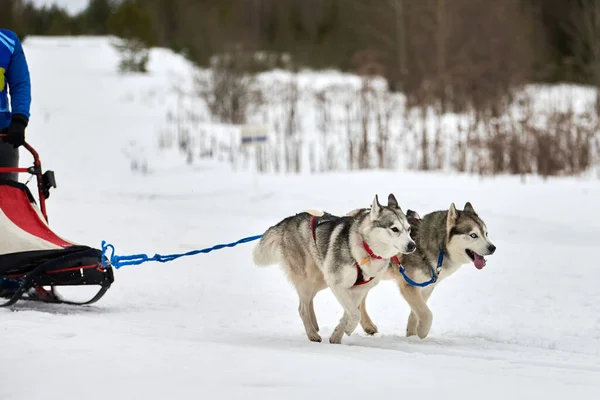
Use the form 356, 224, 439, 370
297, 286, 322, 343
309, 296, 319, 332
359, 291, 378, 335
282, 257, 323, 342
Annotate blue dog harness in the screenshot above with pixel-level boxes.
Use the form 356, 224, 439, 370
395, 250, 444, 287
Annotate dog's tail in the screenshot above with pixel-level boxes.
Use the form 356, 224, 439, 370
252, 226, 283, 267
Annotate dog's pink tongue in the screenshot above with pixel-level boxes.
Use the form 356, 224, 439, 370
474, 254, 486, 269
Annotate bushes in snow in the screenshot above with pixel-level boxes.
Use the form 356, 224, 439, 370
158, 69, 599, 178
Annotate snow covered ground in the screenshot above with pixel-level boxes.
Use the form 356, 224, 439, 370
30, 0, 89, 15
1, 37, 599, 399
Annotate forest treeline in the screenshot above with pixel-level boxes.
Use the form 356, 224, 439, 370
3, 1, 600, 95
3, 0, 600, 177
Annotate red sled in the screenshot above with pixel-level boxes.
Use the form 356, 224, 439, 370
0, 141, 114, 307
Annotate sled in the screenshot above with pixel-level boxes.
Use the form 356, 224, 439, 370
0, 141, 114, 307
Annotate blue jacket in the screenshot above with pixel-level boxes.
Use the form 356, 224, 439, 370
0, 29, 31, 130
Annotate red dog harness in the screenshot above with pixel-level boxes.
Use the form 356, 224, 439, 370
310, 214, 384, 286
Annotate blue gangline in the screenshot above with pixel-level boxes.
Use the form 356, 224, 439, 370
101, 235, 263, 269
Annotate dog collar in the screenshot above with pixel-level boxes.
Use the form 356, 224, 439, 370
361, 241, 383, 260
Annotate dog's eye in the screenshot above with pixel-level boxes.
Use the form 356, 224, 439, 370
391, 227, 400, 233
470, 233, 478, 238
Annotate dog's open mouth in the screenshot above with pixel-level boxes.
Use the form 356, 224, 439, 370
466, 249, 486, 269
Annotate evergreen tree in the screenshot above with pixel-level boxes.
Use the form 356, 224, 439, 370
82, 0, 116, 35
108, 0, 154, 45
108, 0, 155, 73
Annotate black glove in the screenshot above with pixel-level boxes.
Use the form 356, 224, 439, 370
4, 114, 28, 148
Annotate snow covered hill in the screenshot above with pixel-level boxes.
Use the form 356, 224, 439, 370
30, 0, 89, 15
1, 37, 599, 400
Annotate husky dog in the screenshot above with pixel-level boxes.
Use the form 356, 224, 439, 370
252, 194, 416, 344
356, 202, 496, 339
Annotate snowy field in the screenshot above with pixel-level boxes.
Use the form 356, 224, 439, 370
1, 37, 599, 399
30, 0, 89, 15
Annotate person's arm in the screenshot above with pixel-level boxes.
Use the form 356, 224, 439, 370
3, 30, 31, 124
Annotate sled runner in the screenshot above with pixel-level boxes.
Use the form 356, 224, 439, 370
0, 141, 114, 307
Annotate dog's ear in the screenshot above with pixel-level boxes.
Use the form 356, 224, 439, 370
407, 209, 421, 220
447, 203, 458, 229
370, 194, 382, 220
464, 202, 477, 216
387, 193, 400, 209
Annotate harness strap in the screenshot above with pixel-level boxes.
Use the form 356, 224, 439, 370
310, 213, 377, 287
362, 241, 383, 260
353, 262, 374, 286
395, 250, 445, 288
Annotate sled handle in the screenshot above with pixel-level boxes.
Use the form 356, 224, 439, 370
0, 134, 49, 222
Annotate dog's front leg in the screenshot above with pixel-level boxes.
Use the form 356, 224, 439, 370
406, 311, 418, 337
416, 285, 435, 336
359, 291, 378, 335
328, 284, 361, 344
399, 282, 433, 339
344, 287, 370, 336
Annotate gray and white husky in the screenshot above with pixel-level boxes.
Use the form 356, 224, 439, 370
252, 194, 416, 344
356, 202, 496, 339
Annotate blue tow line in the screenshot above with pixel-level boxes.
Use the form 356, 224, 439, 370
101, 235, 263, 269
398, 250, 445, 287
